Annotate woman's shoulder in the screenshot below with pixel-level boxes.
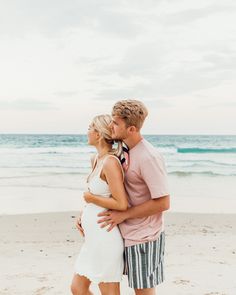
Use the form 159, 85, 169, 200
103, 154, 120, 165
102, 155, 124, 180
103, 155, 122, 171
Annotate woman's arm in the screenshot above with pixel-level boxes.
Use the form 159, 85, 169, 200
84, 156, 128, 211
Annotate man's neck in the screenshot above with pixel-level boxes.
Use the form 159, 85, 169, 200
124, 134, 143, 150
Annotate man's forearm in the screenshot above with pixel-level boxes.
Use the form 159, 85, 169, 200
124, 195, 170, 220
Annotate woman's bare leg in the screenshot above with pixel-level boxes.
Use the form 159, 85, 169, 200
98, 282, 120, 295
70, 274, 93, 295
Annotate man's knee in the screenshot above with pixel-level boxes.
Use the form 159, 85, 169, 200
134, 287, 156, 295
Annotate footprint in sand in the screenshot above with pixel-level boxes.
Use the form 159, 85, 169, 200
204, 292, 227, 295
38, 276, 48, 282
173, 279, 190, 285
35, 286, 54, 294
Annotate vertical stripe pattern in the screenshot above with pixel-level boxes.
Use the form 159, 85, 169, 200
124, 232, 165, 289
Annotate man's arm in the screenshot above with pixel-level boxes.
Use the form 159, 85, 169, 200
98, 195, 170, 231
125, 195, 169, 219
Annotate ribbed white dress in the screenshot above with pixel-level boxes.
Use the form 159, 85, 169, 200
74, 155, 124, 283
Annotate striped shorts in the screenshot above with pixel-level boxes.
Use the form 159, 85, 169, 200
124, 231, 165, 289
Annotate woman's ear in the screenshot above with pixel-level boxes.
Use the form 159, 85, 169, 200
96, 132, 101, 141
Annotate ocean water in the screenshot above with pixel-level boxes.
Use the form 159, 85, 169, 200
0, 134, 236, 214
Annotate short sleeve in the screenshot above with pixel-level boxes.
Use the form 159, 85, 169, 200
140, 154, 169, 199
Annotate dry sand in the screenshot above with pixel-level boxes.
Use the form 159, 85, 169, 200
0, 211, 236, 295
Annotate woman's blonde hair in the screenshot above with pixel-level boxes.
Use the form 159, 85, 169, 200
91, 114, 123, 157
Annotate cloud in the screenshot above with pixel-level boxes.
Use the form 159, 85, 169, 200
0, 0, 235, 133
1, 0, 235, 40
202, 53, 236, 71
0, 0, 145, 39
0, 99, 58, 110
95, 80, 173, 107
93, 46, 236, 100
53, 91, 78, 98
200, 101, 236, 109
159, 4, 236, 26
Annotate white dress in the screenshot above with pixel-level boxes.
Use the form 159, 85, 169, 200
75, 155, 124, 283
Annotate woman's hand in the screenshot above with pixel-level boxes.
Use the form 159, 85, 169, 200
75, 215, 84, 237
83, 191, 94, 203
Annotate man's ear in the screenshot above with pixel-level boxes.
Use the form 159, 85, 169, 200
128, 126, 137, 133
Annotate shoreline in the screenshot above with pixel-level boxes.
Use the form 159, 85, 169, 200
1, 186, 236, 215
1, 211, 236, 294
1, 174, 236, 215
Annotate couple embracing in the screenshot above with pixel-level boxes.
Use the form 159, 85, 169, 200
71, 100, 170, 295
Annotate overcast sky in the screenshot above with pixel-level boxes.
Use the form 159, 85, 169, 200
0, 0, 236, 134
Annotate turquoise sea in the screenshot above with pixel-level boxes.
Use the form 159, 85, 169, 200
0, 134, 236, 214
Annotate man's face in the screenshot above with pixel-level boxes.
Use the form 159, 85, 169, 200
110, 116, 129, 140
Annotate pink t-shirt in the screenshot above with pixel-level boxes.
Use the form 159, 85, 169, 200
119, 138, 169, 247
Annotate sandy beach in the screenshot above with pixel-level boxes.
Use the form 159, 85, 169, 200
1, 211, 236, 295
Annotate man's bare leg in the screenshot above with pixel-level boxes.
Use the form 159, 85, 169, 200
135, 287, 156, 295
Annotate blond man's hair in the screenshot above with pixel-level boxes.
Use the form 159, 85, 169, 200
112, 100, 148, 130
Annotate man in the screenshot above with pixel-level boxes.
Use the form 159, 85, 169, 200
98, 100, 170, 295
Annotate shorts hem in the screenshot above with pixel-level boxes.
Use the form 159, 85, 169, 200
129, 277, 165, 289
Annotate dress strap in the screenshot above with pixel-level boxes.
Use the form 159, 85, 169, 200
92, 154, 98, 169
87, 153, 100, 182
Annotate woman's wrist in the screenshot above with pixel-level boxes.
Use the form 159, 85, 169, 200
84, 191, 95, 203
89, 193, 95, 203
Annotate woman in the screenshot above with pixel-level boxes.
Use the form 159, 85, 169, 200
71, 114, 128, 295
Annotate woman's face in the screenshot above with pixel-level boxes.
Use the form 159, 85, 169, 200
87, 123, 99, 145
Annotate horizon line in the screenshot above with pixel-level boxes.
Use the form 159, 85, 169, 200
0, 133, 236, 136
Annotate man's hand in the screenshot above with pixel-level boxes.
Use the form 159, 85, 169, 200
83, 191, 94, 203
75, 216, 84, 237
97, 210, 127, 232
